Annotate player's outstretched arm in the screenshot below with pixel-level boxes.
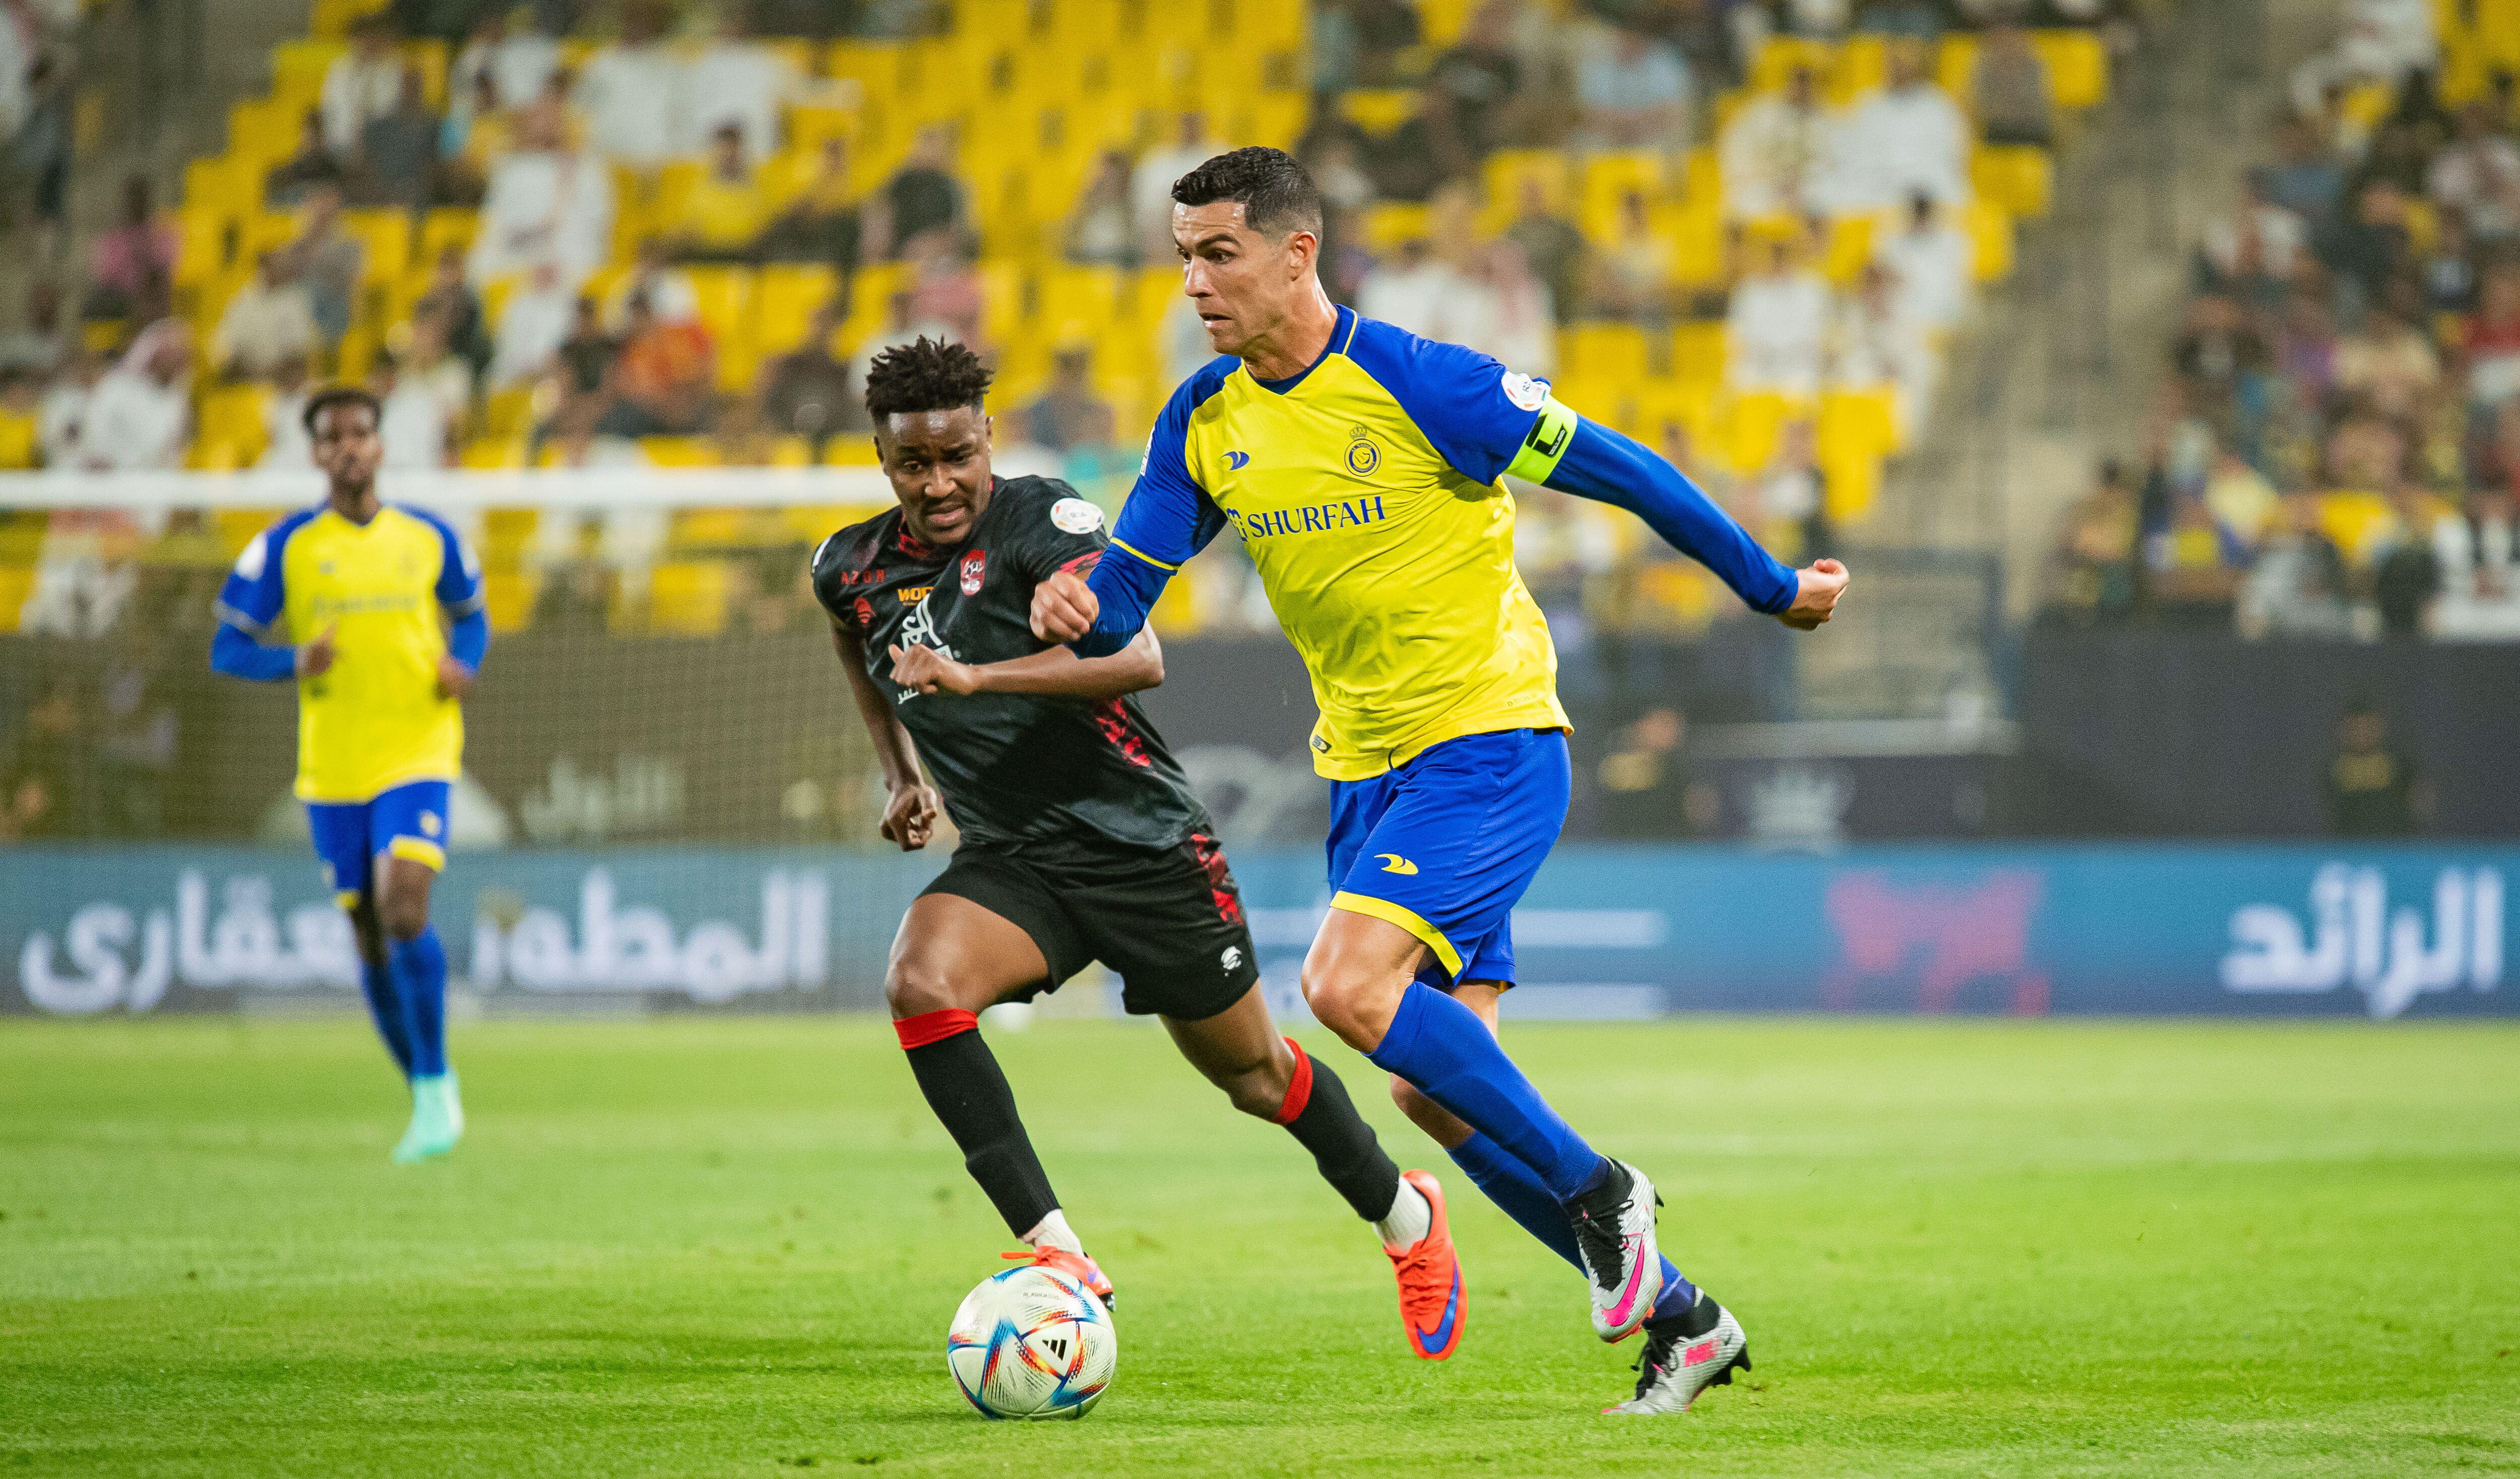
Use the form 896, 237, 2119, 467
436, 607, 489, 699
832, 621, 938, 851
1522, 410, 1849, 629
893, 628, 1163, 700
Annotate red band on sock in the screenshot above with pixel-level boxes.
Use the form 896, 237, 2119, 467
894, 1008, 980, 1049
1270, 1037, 1314, 1125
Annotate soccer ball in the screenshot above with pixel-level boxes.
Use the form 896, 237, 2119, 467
946, 1262, 1116, 1419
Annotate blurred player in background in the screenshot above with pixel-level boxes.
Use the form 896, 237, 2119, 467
818, 338, 1469, 1358
1034, 148, 1849, 1414
209, 387, 488, 1164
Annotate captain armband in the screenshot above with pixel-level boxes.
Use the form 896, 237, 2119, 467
1502, 394, 1580, 484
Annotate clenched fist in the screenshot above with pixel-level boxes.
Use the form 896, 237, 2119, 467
1029, 568, 1100, 643
1779, 559, 1849, 631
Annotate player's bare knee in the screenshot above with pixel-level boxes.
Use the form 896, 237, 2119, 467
885, 957, 960, 1020
1298, 962, 1374, 1047
1216, 1053, 1292, 1120
346, 896, 386, 965
380, 895, 428, 943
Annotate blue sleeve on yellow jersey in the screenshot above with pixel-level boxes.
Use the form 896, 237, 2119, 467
1077, 359, 1235, 657
1342, 318, 1541, 484
210, 509, 315, 680
1546, 420, 1800, 614
406, 503, 491, 670
210, 622, 297, 681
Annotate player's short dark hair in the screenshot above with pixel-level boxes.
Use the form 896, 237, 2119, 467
302, 384, 381, 435
862, 336, 992, 423
1171, 146, 1325, 240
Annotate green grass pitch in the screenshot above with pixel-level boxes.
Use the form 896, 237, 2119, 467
3, 1015, 2516, 1476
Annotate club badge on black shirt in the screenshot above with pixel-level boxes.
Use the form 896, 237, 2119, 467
812, 476, 1213, 857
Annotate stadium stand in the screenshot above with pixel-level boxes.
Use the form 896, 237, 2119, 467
0, 0, 2121, 643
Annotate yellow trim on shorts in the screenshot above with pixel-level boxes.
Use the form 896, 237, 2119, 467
1329, 890, 1464, 978
386, 836, 446, 871
334, 890, 363, 911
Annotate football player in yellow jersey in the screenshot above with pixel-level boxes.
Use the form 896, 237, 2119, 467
211, 387, 488, 1164
1034, 148, 1847, 1414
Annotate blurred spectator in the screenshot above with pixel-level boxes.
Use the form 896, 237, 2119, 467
1663, 0, 1744, 88
2323, 405, 2405, 489
2261, 115, 2345, 230
683, 3, 799, 162
2333, 306, 2437, 423
257, 356, 316, 471
1064, 151, 1139, 268
38, 344, 95, 466
83, 175, 176, 323
289, 185, 364, 350
397, 310, 474, 443
2316, 178, 2414, 308
576, 0, 680, 168
759, 298, 862, 456
2291, 0, 2438, 119
1577, 23, 1692, 154
2044, 459, 2138, 623
434, 68, 506, 205
2369, 478, 2444, 634
416, 243, 492, 385
1856, 0, 1941, 38
78, 320, 192, 471
2201, 447, 2281, 547
2272, 287, 2339, 405
1134, 112, 1221, 258
906, 234, 985, 348
1358, 236, 1458, 339
597, 290, 716, 437
491, 261, 576, 388
1023, 344, 1114, 455
1831, 261, 1931, 435
670, 122, 770, 263
1835, 40, 1970, 212
1593, 706, 1715, 839
12, 52, 70, 265
470, 98, 613, 286
1503, 176, 1587, 327
2240, 491, 2354, 637
760, 136, 862, 271
213, 252, 320, 382
2428, 101, 2520, 243
322, 15, 405, 157
532, 291, 614, 451
2435, 482, 2520, 634
266, 108, 346, 208
1424, 0, 1525, 176
451, 8, 559, 123
1972, 21, 2054, 148
355, 65, 440, 211
1747, 418, 1831, 559
1727, 234, 1829, 396
2464, 263, 2520, 411
867, 124, 967, 261
2198, 175, 2306, 298
1719, 64, 1837, 222
1466, 238, 1556, 376
1302, 132, 1377, 218
0, 280, 66, 376
1784, 0, 1853, 36
2323, 697, 2422, 836
608, 238, 700, 330
370, 352, 454, 470
1587, 189, 1674, 328
2146, 495, 2243, 626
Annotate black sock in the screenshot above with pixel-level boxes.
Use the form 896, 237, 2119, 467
898, 1011, 1059, 1239
1272, 1040, 1403, 1222
1648, 1288, 1723, 1336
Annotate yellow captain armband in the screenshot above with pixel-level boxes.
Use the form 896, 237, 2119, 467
1502, 394, 1580, 484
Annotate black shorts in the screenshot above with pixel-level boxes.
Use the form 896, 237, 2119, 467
920, 831, 1262, 1021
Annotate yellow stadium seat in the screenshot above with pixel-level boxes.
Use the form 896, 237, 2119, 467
1936, 35, 1977, 100
479, 385, 535, 439
1559, 324, 1650, 384
2316, 491, 2396, 563
1972, 145, 2053, 219
1751, 36, 1835, 95
767, 436, 814, 468
214, 507, 289, 555
460, 437, 527, 469
339, 208, 411, 286
417, 208, 478, 267
271, 39, 343, 103
228, 97, 300, 170
481, 507, 539, 560
683, 268, 759, 392
754, 264, 843, 362
482, 569, 540, 632
1821, 447, 1881, 521
1481, 150, 1574, 227
1822, 213, 1875, 284
1665, 203, 1728, 290
175, 203, 236, 286
646, 560, 733, 636
1721, 391, 1808, 474
1340, 90, 1417, 135
1965, 199, 2015, 282
2033, 29, 2108, 111
403, 40, 450, 109
1669, 321, 1728, 386
825, 436, 881, 467
668, 507, 748, 545
197, 385, 272, 470
0, 564, 34, 633
1360, 203, 1431, 252
1579, 151, 1672, 240
1820, 385, 1901, 463
1832, 35, 1887, 101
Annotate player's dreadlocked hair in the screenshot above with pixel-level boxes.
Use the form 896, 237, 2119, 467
1171, 146, 1325, 240
862, 336, 993, 422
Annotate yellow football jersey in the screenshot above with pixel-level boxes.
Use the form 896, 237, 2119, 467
1109, 306, 1568, 779
217, 503, 483, 802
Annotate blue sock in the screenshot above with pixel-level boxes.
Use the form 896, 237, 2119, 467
1448, 1131, 1699, 1320
357, 957, 414, 1078
390, 927, 448, 1079
1367, 982, 1604, 1200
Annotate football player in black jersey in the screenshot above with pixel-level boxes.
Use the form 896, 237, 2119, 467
814, 338, 1469, 1358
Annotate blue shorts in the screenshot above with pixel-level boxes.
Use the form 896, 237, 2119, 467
1325, 728, 1570, 989
306, 780, 451, 907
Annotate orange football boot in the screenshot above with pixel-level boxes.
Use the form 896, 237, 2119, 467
1387, 1169, 1465, 1360
1003, 1246, 1116, 1309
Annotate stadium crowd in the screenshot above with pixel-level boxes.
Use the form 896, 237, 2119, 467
0, 0, 2129, 650
2043, 0, 2520, 641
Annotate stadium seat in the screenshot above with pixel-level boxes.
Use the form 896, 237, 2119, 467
1340, 90, 1417, 135
754, 265, 843, 364
1965, 200, 2016, 283
1579, 152, 1673, 240
1972, 145, 2054, 220
1560, 324, 1651, 385
1361, 203, 1431, 252
195, 387, 272, 471
641, 439, 724, 471
2033, 30, 2109, 111
1670, 321, 1728, 386
0, 563, 33, 634
645, 560, 733, 636
417, 208, 478, 267
1823, 214, 1875, 284
681, 268, 760, 393
481, 569, 540, 633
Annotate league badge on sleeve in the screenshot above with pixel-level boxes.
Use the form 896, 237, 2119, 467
1051, 497, 1105, 535
1501, 371, 1549, 412
960, 549, 987, 596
